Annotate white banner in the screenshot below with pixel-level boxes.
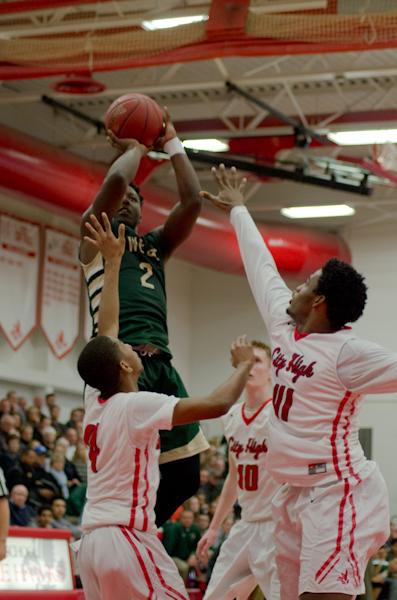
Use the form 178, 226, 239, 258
41, 227, 81, 359
0, 214, 40, 350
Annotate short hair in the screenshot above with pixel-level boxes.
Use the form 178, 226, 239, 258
251, 340, 271, 359
129, 183, 144, 205
77, 336, 121, 398
316, 258, 367, 330
37, 505, 52, 516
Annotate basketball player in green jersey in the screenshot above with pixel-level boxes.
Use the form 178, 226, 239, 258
80, 113, 209, 525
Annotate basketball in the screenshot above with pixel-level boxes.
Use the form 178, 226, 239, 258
104, 93, 165, 147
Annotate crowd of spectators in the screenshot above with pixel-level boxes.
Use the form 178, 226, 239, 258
1, 390, 396, 600
0, 389, 87, 540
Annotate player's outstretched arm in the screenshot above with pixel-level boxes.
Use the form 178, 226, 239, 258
84, 212, 125, 338
80, 133, 146, 264
196, 455, 237, 562
156, 109, 202, 259
200, 164, 292, 333
172, 336, 254, 425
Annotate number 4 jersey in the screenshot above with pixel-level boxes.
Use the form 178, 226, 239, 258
81, 224, 170, 354
223, 400, 279, 522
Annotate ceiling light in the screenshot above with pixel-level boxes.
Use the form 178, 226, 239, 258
142, 15, 207, 31
183, 139, 229, 152
328, 129, 397, 146
281, 205, 355, 219
250, 0, 327, 13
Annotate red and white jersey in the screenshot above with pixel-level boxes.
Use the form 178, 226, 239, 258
231, 206, 397, 487
82, 385, 178, 533
223, 400, 279, 522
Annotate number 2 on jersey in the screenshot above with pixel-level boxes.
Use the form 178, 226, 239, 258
84, 423, 100, 472
237, 464, 258, 491
140, 262, 155, 289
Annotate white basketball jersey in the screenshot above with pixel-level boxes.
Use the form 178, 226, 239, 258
231, 206, 397, 488
82, 385, 178, 533
223, 400, 279, 522
267, 325, 365, 486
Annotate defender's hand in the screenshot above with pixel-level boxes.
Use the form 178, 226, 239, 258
230, 335, 254, 368
200, 165, 247, 212
84, 212, 125, 261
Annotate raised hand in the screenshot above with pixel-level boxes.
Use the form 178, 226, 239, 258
84, 212, 125, 262
200, 164, 247, 212
106, 129, 148, 155
230, 334, 254, 368
154, 106, 177, 149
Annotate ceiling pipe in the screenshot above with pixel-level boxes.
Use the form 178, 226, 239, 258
0, 124, 350, 278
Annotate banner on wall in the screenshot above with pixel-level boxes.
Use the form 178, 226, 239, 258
41, 227, 81, 359
0, 214, 40, 350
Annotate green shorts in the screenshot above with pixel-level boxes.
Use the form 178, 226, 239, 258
138, 355, 209, 464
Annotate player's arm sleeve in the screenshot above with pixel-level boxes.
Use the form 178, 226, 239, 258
127, 393, 179, 442
337, 339, 397, 394
230, 206, 292, 333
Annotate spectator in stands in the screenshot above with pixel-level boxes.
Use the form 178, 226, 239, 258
41, 426, 57, 452
9, 484, 35, 526
32, 505, 54, 529
31, 446, 62, 506
26, 406, 41, 436
32, 396, 46, 419
197, 513, 210, 536
48, 453, 70, 499
0, 434, 21, 476
6, 447, 36, 491
12, 413, 22, 432
71, 443, 87, 486
50, 405, 66, 437
53, 438, 81, 487
0, 415, 16, 452
35, 415, 52, 444
0, 398, 12, 417
51, 497, 81, 539
20, 424, 34, 450
186, 496, 201, 519
43, 393, 57, 419
388, 539, 397, 561
6, 391, 25, 421
64, 428, 78, 460
163, 509, 201, 582
65, 408, 84, 430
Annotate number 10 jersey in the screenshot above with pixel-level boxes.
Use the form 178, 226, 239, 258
223, 400, 279, 523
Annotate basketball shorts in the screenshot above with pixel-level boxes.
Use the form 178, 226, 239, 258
272, 461, 390, 598
138, 355, 208, 463
78, 525, 189, 600
204, 518, 280, 600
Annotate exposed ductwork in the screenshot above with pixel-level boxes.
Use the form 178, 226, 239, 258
0, 124, 350, 278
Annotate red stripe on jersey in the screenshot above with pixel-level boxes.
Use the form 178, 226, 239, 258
331, 391, 352, 480
129, 448, 141, 529
273, 384, 285, 418
315, 478, 350, 583
241, 398, 272, 426
144, 543, 187, 600
119, 526, 155, 598
281, 387, 294, 422
316, 556, 341, 585
348, 492, 361, 587
141, 445, 150, 532
342, 397, 362, 484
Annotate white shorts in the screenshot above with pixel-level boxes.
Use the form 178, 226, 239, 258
204, 518, 280, 600
78, 525, 188, 600
272, 462, 390, 599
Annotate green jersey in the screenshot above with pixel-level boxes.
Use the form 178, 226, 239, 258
82, 224, 171, 356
